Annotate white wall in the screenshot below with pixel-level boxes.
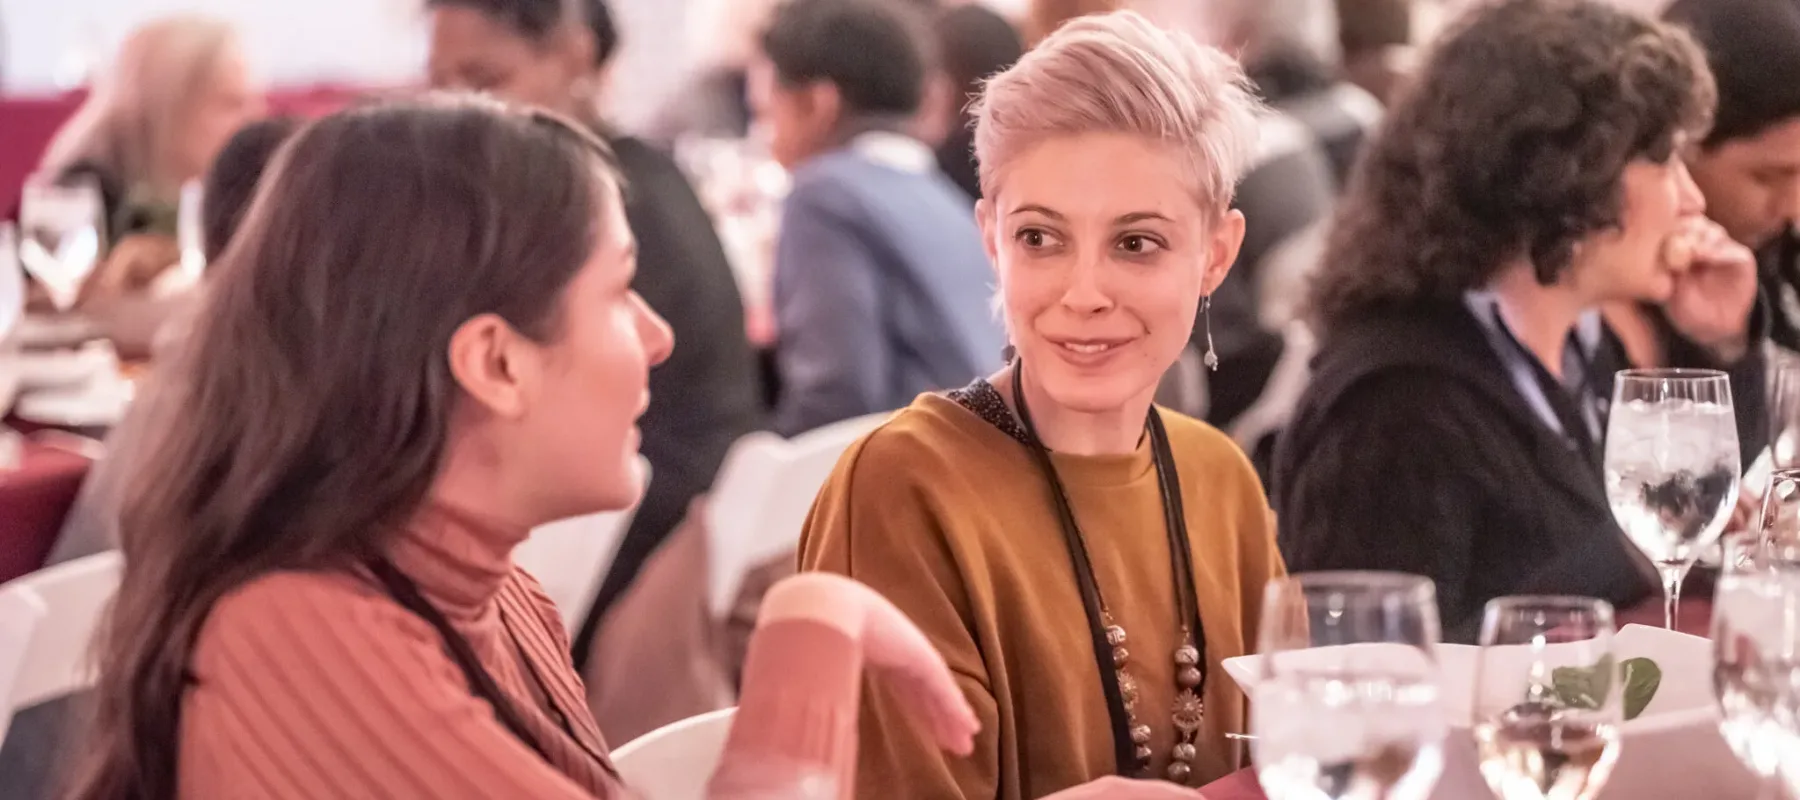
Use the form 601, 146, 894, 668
0, 0, 694, 130
0, 0, 427, 92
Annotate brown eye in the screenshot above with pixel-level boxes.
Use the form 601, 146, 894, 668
1117, 234, 1164, 255
1016, 228, 1058, 249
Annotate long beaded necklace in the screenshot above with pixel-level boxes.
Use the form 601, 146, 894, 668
1009, 365, 1209, 784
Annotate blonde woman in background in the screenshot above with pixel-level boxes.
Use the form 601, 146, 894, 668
30, 15, 263, 346
38, 15, 264, 252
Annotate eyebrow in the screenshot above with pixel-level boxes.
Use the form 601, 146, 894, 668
1008, 205, 1173, 225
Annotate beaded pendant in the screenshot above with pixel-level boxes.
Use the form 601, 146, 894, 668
1104, 614, 1205, 784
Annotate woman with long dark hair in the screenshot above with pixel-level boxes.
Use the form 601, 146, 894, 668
64, 95, 974, 799
425, 0, 766, 643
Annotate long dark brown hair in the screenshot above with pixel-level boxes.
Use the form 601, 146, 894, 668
64, 94, 616, 800
1309, 0, 1716, 331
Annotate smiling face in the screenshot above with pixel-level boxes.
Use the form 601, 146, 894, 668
977, 132, 1244, 414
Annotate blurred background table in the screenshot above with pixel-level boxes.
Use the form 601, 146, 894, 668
0, 438, 93, 583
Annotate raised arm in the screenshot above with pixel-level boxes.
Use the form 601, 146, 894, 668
709, 573, 978, 799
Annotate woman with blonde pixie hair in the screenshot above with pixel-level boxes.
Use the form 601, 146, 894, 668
799, 10, 1286, 798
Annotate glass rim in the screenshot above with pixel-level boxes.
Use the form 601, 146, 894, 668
1614, 367, 1729, 382
1271, 570, 1436, 599
1482, 594, 1615, 618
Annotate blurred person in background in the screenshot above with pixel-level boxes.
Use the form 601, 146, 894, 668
1664, 0, 1800, 354
426, 0, 767, 651
1275, 0, 1760, 642
752, 0, 1005, 435
1335, 0, 1418, 104
37, 15, 263, 249
63, 95, 979, 800
929, 3, 1025, 203
1214, 0, 1382, 188
1024, 0, 1123, 43
646, 0, 781, 142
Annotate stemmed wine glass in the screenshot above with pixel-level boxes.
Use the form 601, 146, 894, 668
1252, 572, 1448, 800
1768, 355, 1800, 473
175, 179, 207, 288
1604, 368, 1740, 630
18, 173, 105, 311
1472, 597, 1623, 800
1713, 537, 1800, 800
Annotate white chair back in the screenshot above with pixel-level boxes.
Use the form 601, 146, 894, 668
0, 584, 48, 742
612, 707, 736, 800
705, 413, 886, 617
5, 551, 123, 715
514, 456, 648, 633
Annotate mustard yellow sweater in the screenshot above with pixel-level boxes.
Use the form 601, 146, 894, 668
799, 391, 1286, 798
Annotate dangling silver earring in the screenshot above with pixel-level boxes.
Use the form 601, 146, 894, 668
1201, 295, 1219, 371
1002, 344, 1017, 363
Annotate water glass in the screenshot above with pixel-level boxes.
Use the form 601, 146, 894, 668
1769, 353, 1800, 472
1714, 565, 1800, 799
1605, 368, 1740, 630
1473, 597, 1622, 800
1253, 572, 1447, 800
18, 174, 105, 311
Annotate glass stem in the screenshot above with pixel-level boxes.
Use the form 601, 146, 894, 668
1659, 563, 1688, 631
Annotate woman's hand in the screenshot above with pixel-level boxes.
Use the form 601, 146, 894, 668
1043, 776, 1208, 798
758, 573, 979, 755
80, 233, 180, 307
1661, 217, 1759, 362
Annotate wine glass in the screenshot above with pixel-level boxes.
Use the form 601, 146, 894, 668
1713, 547, 1800, 800
1604, 368, 1740, 630
1252, 572, 1448, 800
1472, 597, 1622, 800
1768, 353, 1800, 472
18, 173, 106, 311
175, 179, 207, 287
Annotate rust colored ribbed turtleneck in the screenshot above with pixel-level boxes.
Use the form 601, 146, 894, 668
178, 503, 859, 799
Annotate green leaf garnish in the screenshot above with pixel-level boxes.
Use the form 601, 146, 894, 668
1549, 655, 1614, 711
1620, 657, 1661, 721
1532, 655, 1661, 721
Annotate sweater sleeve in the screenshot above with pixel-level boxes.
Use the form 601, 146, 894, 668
771, 180, 889, 436
707, 619, 863, 799
183, 573, 603, 800
797, 435, 1001, 799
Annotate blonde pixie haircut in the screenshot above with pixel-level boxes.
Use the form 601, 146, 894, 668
971, 10, 1262, 218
